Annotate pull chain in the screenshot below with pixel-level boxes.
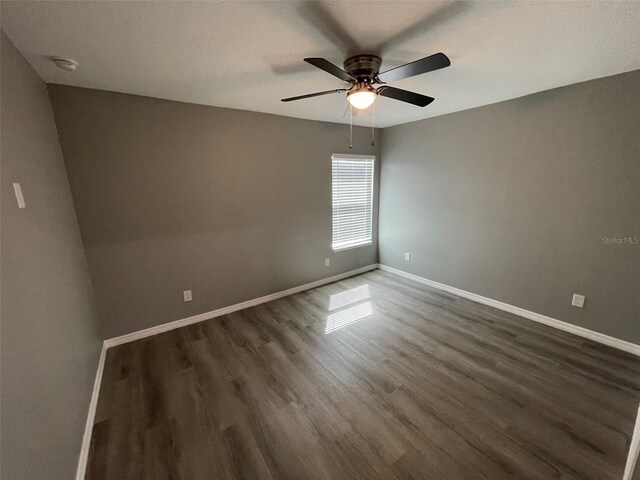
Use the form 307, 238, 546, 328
371, 101, 375, 146
349, 103, 353, 150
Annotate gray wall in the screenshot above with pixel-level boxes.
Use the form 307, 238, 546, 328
48, 85, 380, 338
0, 33, 101, 480
379, 69, 640, 344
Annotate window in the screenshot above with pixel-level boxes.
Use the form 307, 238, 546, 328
332, 154, 375, 251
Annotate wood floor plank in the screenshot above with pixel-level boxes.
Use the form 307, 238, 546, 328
87, 270, 640, 480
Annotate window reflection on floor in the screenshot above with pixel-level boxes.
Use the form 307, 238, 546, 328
325, 284, 373, 333
328, 284, 370, 311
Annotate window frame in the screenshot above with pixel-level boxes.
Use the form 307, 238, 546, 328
331, 153, 375, 252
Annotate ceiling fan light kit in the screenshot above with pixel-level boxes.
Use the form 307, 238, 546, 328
347, 83, 377, 110
281, 52, 450, 112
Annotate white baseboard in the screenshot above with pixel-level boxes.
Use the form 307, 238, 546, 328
104, 264, 379, 348
623, 404, 640, 480
75, 342, 107, 480
378, 264, 640, 357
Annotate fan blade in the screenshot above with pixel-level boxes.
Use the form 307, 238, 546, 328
281, 89, 348, 102
373, 3, 469, 54
377, 53, 450, 83
297, 2, 359, 54
377, 86, 434, 107
304, 58, 355, 83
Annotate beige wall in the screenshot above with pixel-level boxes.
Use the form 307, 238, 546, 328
379, 69, 640, 344
0, 32, 101, 480
49, 85, 380, 338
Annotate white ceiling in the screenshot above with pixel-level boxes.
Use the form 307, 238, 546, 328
2, 1, 640, 128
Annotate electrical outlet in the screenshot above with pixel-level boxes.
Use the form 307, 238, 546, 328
404, 252, 411, 262
183, 290, 192, 302
325, 258, 330, 267
571, 294, 585, 308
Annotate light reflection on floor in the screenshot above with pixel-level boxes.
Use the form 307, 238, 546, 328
328, 284, 370, 311
325, 285, 373, 334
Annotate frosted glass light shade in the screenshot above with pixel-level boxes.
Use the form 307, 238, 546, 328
347, 87, 377, 110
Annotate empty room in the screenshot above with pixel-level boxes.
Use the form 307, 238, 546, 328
2, 1, 640, 479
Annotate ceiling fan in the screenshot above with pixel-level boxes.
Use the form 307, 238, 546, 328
281, 52, 450, 110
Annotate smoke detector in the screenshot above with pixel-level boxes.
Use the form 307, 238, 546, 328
49, 57, 79, 71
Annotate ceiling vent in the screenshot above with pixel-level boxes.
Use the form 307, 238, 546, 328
49, 56, 78, 71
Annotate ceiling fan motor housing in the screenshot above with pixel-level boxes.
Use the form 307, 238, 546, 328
343, 54, 382, 83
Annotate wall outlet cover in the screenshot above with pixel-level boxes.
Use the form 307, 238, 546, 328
325, 258, 330, 267
571, 294, 585, 308
183, 290, 192, 302
404, 252, 411, 262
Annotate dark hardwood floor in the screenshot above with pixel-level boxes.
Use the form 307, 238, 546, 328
87, 270, 640, 480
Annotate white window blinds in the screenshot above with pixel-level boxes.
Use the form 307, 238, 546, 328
332, 154, 375, 251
